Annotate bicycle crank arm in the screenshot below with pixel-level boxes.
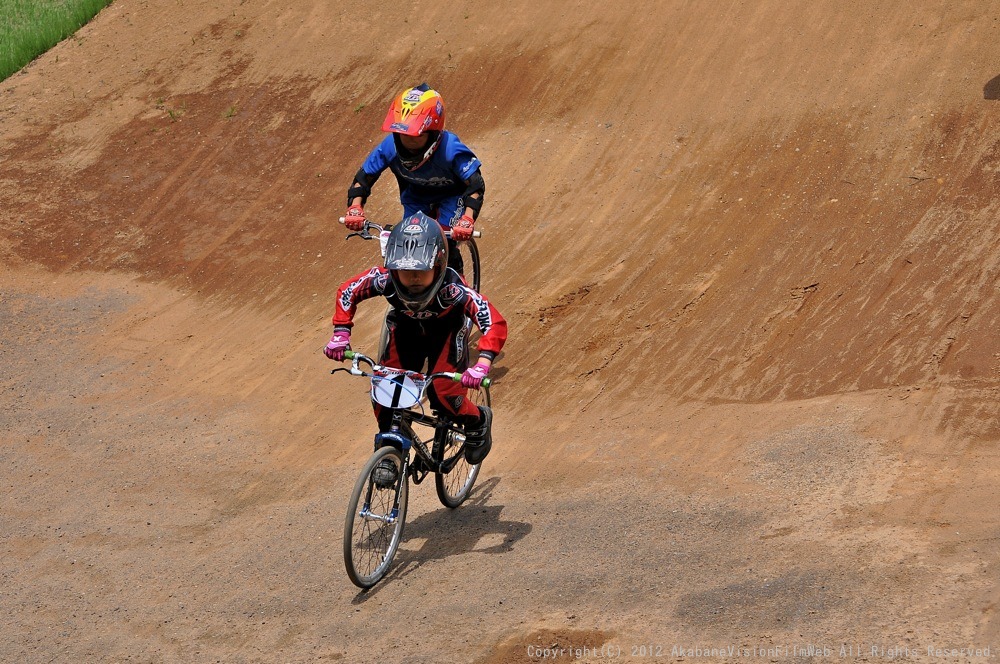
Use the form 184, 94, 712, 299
438, 454, 465, 474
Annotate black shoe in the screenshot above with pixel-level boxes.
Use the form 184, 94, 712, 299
372, 458, 398, 489
464, 406, 492, 465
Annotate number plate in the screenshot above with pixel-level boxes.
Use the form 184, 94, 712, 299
370, 368, 426, 409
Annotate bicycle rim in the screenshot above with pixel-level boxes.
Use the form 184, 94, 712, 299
455, 239, 481, 292
343, 447, 408, 588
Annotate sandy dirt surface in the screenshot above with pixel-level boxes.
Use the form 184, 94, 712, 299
2, 1, 999, 662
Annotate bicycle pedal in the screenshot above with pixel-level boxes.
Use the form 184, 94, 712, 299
410, 466, 429, 485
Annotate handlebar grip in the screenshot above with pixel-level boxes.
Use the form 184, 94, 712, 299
450, 373, 491, 388
338, 217, 345, 224
344, 350, 356, 359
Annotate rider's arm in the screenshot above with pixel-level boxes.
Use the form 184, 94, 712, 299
333, 267, 389, 329
442, 132, 484, 220
462, 289, 507, 360
347, 139, 393, 206
461, 170, 485, 220
347, 168, 381, 208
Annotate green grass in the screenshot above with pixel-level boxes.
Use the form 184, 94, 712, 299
1, 0, 114, 81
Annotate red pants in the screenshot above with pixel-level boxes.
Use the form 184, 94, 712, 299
374, 312, 478, 431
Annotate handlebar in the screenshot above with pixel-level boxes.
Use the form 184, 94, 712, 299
338, 349, 491, 388
338, 217, 482, 239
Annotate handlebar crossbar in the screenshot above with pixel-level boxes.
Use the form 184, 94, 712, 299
337, 350, 491, 388
338, 217, 481, 239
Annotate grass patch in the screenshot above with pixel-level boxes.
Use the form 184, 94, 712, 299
1, 0, 114, 81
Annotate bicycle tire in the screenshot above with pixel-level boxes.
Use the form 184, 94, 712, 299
455, 239, 482, 357
454, 239, 481, 292
343, 446, 408, 588
434, 386, 490, 508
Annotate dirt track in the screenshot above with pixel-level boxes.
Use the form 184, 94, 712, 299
2, 1, 999, 662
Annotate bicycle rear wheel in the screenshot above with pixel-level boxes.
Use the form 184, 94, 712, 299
434, 386, 490, 508
377, 304, 392, 362
343, 446, 408, 588
453, 239, 481, 291
453, 239, 483, 360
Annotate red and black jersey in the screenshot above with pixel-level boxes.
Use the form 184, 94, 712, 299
332, 267, 507, 361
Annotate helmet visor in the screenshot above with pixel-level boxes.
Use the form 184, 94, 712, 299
385, 226, 439, 271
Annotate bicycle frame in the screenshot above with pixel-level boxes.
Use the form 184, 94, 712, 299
336, 349, 491, 588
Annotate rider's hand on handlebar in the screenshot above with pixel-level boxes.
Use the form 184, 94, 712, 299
344, 205, 366, 232
461, 361, 491, 388
451, 214, 476, 242
324, 331, 352, 361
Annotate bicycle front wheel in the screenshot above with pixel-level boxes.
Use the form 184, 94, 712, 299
434, 386, 490, 508
343, 446, 408, 588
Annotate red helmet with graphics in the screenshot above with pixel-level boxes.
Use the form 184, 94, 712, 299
382, 83, 445, 170
381, 83, 445, 136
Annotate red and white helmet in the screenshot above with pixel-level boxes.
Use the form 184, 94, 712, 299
381, 83, 445, 136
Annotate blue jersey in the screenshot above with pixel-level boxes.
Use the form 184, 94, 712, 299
361, 131, 482, 227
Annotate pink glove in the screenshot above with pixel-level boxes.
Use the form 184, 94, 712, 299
451, 214, 475, 241
324, 331, 351, 361
344, 205, 366, 232
461, 361, 490, 388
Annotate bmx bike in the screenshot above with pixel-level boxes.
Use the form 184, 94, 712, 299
332, 349, 492, 588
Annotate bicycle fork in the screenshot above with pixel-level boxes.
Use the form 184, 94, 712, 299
359, 430, 411, 524
359, 464, 406, 524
